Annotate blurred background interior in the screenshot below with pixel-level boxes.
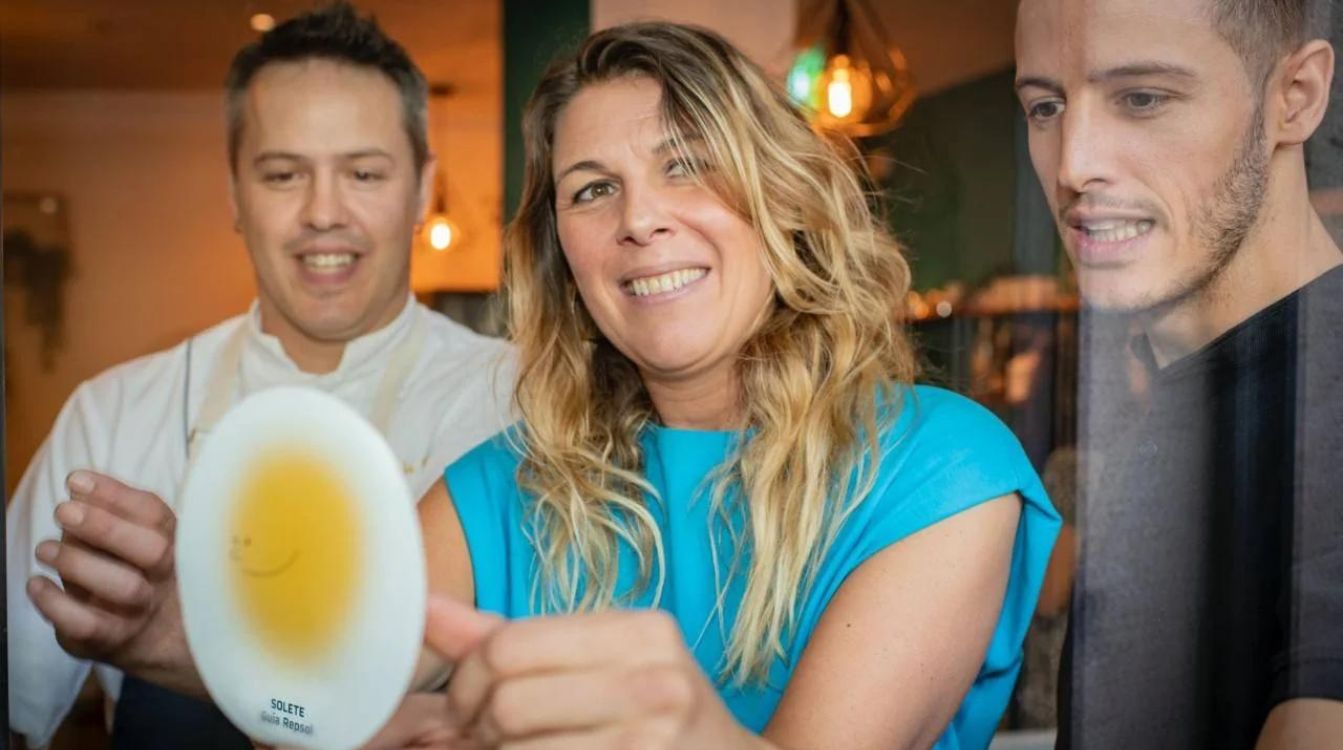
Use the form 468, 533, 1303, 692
3, 1, 1340, 748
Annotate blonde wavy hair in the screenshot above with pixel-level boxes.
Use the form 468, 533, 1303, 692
506, 22, 918, 684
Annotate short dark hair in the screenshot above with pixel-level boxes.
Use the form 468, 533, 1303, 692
1207, 0, 1311, 85
224, 1, 429, 173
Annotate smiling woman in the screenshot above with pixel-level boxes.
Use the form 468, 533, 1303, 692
548, 75, 776, 418
397, 21, 1062, 750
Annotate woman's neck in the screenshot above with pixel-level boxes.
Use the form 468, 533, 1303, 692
643, 364, 743, 431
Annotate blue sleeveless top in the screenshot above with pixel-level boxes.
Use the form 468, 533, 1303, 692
445, 385, 1060, 748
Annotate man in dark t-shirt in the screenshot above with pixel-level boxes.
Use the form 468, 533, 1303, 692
1015, 0, 1343, 746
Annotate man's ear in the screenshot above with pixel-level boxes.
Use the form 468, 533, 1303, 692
228, 170, 242, 233
1270, 39, 1335, 147
416, 153, 438, 227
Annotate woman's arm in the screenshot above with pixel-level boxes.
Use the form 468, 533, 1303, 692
424, 494, 1022, 750
764, 494, 1021, 750
1256, 699, 1343, 749
411, 479, 478, 690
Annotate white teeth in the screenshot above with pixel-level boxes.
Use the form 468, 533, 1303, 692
626, 268, 707, 297
302, 253, 356, 269
1084, 220, 1153, 243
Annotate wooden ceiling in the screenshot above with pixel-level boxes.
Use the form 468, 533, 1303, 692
0, 0, 501, 94
0, 0, 1015, 96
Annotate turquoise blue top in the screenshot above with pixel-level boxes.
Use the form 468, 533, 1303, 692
445, 385, 1061, 749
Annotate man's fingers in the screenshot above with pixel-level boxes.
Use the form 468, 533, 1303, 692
67, 471, 176, 532
36, 539, 154, 608
26, 575, 127, 654
54, 499, 174, 576
47, 536, 95, 603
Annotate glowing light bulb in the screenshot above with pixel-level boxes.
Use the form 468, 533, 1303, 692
250, 13, 276, 32
824, 54, 857, 119
827, 71, 854, 118
425, 216, 459, 251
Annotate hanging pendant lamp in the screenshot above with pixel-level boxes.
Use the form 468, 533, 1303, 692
788, 0, 916, 137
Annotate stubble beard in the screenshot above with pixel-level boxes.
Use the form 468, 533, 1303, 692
1135, 105, 1270, 317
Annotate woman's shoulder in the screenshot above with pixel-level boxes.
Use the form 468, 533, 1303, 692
865, 384, 1044, 526
445, 424, 526, 489
880, 384, 1022, 463
817, 384, 1059, 586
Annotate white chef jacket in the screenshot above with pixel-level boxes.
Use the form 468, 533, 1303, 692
6, 297, 516, 748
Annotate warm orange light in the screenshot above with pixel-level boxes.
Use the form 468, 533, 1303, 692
825, 55, 855, 118
827, 75, 852, 117
791, 0, 916, 137
250, 13, 276, 32
424, 215, 461, 252
818, 54, 879, 125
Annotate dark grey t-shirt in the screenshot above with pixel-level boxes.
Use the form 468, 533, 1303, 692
1061, 265, 1343, 749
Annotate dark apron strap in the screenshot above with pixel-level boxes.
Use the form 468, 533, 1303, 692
111, 675, 250, 750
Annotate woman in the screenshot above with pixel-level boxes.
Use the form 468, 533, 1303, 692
405, 22, 1060, 750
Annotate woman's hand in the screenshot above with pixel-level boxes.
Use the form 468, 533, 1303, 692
426, 596, 764, 750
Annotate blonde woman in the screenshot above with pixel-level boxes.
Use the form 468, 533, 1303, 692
401, 22, 1061, 750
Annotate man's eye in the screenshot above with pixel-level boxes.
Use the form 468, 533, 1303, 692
352, 169, 385, 182
263, 171, 297, 184
1027, 100, 1064, 122
1123, 92, 1168, 112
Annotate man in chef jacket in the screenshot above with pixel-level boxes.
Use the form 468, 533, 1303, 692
6, 4, 514, 748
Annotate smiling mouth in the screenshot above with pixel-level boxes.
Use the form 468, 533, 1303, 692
298, 253, 358, 273
622, 268, 708, 297
234, 549, 301, 578
1073, 219, 1154, 243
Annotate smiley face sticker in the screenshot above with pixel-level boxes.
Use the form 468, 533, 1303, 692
177, 387, 425, 750
229, 449, 362, 666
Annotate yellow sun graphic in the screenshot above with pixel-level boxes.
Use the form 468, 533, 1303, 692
229, 449, 362, 666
